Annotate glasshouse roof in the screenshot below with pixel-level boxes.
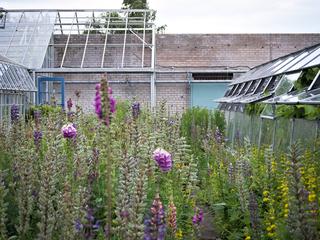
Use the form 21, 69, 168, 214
0, 53, 36, 92
218, 43, 320, 106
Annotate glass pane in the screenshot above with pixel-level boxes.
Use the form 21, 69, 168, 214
0, 11, 57, 68
271, 56, 294, 74
304, 54, 320, 69
288, 47, 320, 71
274, 72, 301, 96
278, 51, 309, 73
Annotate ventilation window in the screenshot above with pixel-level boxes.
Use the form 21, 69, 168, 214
192, 72, 234, 80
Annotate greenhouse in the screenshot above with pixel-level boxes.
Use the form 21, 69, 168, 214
0, 54, 36, 121
219, 43, 320, 150
1, 5, 320, 240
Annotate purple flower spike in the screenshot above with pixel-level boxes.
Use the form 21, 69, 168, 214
67, 98, 73, 112
61, 123, 77, 139
75, 219, 83, 232
110, 96, 116, 113
10, 104, 19, 122
153, 148, 172, 172
192, 208, 204, 225
33, 130, 43, 146
214, 127, 223, 144
132, 102, 140, 119
94, 83, 116, 123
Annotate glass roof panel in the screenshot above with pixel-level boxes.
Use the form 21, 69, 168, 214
287, 47, 320, 72
304, 54, 320, 69
276, 51, 309, 73
0, 11, 56, 68
270, 56, 294, 74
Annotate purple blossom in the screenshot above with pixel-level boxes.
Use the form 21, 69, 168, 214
33, 130, 42, 147
94, 83, 116, 123
61, 123, 77, 139
75, 219, 83, 232
214, 127, 223, 144
152, 148, 172, 172
132, 102, 140, 119
10, 104, 19, 122
192, 208, 203, 225
144, 195, 166, 240
67, 98, 73, 112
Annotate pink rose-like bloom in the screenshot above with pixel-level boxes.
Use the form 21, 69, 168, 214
61, 123, 77, 139
153, 148, 172, 172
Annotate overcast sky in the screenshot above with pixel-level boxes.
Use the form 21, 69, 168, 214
2, 0, 320, 33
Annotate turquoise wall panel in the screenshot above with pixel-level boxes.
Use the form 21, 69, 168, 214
191, 82, 229, 109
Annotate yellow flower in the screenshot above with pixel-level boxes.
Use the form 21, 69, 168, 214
175, 229, 183, 239
284, 203, 288, 209
245, 236, 251, 240
267, 232, 275, 237
308, 193, 317, 202
263, 191, 269, 196
263, 197, 269, 203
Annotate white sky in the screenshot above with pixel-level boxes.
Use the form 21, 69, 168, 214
2, 0, 320, 33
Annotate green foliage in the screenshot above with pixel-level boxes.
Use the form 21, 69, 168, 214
28, 105, 62, 119
294, 67, 320, 91
244, 103, 266, 116
276, 105, 320, 120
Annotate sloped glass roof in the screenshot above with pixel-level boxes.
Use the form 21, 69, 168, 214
219, 44, 320, 106
230, 44, 320, 86
0, 11, 56, 69
0, 55, 36, 91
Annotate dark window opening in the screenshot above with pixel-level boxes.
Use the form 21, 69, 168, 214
239, 81, 250, 95
192, 72, 234, 80
246, 80, 259, 95
254, 78, 270, 94
265, 75, 281, 92
227, 85, 237, 96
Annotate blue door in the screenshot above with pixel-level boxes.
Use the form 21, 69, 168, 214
191, 82, 229, 109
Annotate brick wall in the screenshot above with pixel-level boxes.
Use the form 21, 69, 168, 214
156, 34, 320, 69
53, 33, 320, 113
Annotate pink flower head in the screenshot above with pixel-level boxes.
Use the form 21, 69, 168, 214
153, 148, 172, 172
61, 123, 77, 139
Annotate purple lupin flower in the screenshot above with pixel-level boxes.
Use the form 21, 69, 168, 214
145, 194, 166, 240
214, 127, 223, 144
33, 130, 43, 147
10, 104, 19, 122
152, 148, 172, 172
61, 123, 77, 139
192, 208, 203, 225
75, 219, 83, 232
67, 98, 73, 112
132, 102, 140, 119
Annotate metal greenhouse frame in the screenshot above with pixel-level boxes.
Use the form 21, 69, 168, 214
0, 55, 36, 121
0, 9, 158, 107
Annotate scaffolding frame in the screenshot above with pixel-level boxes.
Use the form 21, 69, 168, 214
0, 9, 158, 107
